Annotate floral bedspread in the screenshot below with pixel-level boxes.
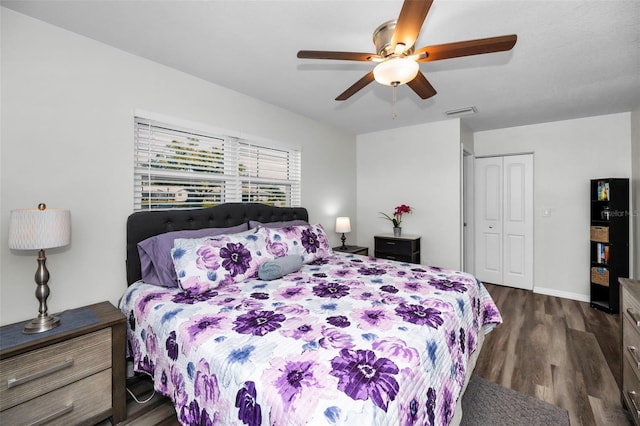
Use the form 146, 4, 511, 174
120, 252, 501, 426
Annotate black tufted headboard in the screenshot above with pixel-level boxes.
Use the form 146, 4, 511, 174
126, 203, 308, 285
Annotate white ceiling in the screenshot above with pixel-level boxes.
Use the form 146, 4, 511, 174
3, 0, 639, 135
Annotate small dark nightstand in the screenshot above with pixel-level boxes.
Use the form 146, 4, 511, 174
333, 245, 369, 256
374, 234, 421, 263
0, 301, 126, 425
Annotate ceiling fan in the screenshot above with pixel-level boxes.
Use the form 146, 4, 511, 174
297, 0, 517, 101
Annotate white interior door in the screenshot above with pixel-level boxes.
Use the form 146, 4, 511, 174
502, 155, 533, 289
474, 154, 533, 290
475, 157, 503, 284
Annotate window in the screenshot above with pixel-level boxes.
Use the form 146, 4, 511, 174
134, 117, 301, 211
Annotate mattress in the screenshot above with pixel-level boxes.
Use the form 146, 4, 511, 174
120, 252, 501, 425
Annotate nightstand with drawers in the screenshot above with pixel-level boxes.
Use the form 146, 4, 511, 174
374, 234, 421, 264
333, 245, 369, 256
0, 301, 126, 425
621, 278, 640, 425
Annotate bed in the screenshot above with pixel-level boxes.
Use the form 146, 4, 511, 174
120, 203, 501, 425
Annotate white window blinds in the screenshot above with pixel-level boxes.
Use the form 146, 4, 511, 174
134, 117, 301, 211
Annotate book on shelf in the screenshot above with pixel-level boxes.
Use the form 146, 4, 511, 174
596, 243, 610, 264
596, 180, 610, 201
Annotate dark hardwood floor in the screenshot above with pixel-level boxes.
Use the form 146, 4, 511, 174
97, 376, 180, 425
475, 283, 631, 426
102, 283, 632, 425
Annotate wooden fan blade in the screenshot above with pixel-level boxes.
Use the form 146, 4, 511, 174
415, 35, 517, 62
407, 72, 437, 99
297, 50, 379, 62
335, 71, 375, 101
391, 0, 433, 52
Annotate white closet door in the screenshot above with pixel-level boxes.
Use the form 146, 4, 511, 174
474, 154, 533, 290
475, 156, 503, 284
502, 155, 533, 289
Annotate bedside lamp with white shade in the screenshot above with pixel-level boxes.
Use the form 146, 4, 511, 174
8, 203, 71, 334
335, 216, 351, 249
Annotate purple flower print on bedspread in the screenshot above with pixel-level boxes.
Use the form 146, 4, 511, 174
233, 310, 286, 336
429, 277, 468, 293
330, 348, 399, 411
235, 381, 262, 426
394, 303, 445, 328
261, 351, 333, 424
119, 251, 502, 426
312, 281, 350, 298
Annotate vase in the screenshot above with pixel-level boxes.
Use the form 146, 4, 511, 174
393, 227, 401, 237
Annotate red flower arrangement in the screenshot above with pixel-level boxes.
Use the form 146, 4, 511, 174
380, 204, 412, 227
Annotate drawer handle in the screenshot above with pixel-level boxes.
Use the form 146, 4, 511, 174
28, 403, 73, 426
628, 308, 640, 327
629, 346, 640, 369
627, 390, 640, 419
385, 242, 396, 245
7, 359, 74, 389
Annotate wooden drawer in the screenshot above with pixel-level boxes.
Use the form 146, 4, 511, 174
375, 252, 415, 263
375, 237, 416, 256
624, 314, 640, 373
0, 328, 111, 411
623, 357, 640, 425
0, 368, 111, 426
624, 286, 640, 324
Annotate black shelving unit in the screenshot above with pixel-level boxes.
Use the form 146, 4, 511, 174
589, 178, 629, 313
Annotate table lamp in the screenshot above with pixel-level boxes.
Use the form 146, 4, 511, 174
8, 203, 71, 334
335, 216, 351, 249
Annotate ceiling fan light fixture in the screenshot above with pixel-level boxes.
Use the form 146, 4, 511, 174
373, 57, 419, 86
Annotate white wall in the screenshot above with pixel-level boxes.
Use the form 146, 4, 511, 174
475, 113, 632, 300
0, 9, 356, 325
356, 120, 463, 270
632, 109, 640, 279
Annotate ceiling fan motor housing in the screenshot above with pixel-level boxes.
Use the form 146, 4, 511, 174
373, 20, 414, 57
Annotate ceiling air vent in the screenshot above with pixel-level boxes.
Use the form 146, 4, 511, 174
445, 106, 477, 117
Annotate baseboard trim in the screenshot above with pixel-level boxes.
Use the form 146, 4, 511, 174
533, 286, 590, 303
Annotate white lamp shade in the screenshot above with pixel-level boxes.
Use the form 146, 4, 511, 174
8, 207, 71, 250
373, 57, 420, 86
335, 217, 351, 233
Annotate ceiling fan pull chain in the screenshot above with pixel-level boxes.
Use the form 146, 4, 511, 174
392, 83, 398, 119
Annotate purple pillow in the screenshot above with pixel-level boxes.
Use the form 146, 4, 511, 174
137, 223, 248, 287
249, 220, 308, 229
